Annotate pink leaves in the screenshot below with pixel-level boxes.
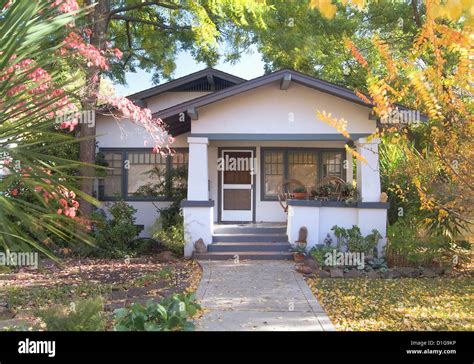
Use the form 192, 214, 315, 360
52, 0, 79, 14
113, 48, 123, 60
99, 95, 174, 154
63, 32, 109, 70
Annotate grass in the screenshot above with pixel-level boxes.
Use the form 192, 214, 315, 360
307, 277, 474, 331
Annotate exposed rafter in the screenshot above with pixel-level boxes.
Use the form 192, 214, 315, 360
187, 107, 198, 120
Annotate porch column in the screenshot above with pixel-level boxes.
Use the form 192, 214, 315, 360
356, 137, 388, 256
181, 137, 213, 257
356, 137, 381, 202
187, 137, 209, 200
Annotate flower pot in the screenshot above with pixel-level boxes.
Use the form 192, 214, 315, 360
294, 253, 305, 263
296, 241, 307, 249
292, 192, 307, 200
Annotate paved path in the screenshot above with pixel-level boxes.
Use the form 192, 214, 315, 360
195, 260, 335, 331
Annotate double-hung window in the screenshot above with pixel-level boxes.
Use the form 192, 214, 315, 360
98, 149, 188, 201
261, 148, 345, 200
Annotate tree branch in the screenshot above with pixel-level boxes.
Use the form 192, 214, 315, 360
109, 1, 184, 17
111, 15, 191, 31
411, 0, 422, 28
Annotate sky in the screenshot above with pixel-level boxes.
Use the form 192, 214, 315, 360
112, 47, 266, 97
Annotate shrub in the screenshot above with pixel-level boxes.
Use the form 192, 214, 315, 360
310, 245, 334, 266
86, 200, 142, 258
151, 214, 185, 256
386, 216, 470, 267
35, 298, 107, 331
113, 292, 200, 331
330, 225, 380, 255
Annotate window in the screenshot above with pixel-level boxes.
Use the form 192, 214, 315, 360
102, 153, 122, 198
128, 152, 167, 197
263, 151, 284, 198
99, 149, 188, 201
322, 152, 342, 178
261, 148, 344, 200
288, 152, 318, 193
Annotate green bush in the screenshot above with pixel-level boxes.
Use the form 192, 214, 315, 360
386, 216, 470, 267
330, 225, 381, 255
151, 214, 185, 256
35, 298, 107, 331
87, 200, 142, 258
113, 292, 200, 331
310, 245, 334, 266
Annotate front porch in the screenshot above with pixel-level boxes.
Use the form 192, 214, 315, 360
181, 135, 389, 258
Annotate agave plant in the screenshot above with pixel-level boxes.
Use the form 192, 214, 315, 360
0, 1, 98, 258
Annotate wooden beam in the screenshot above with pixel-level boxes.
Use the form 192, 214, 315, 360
207, 74, 215, 91
280, 73, 292, 90
187, 107, 199, 120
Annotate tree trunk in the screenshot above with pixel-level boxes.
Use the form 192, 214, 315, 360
79, 0, 110, 216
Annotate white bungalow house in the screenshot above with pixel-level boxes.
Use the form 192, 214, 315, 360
95, 68, 392, 258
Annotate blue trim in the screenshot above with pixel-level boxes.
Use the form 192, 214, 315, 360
287, 199, 390, 209
180, 200, 215, 207
190, 133, 370, 141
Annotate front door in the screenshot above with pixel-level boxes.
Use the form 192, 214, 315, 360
221, 149, 254, 222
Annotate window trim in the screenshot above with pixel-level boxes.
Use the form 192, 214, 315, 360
98, 147, 188, 202
260, 147, 347, 201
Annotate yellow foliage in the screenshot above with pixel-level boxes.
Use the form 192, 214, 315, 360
316, 110, 350, 138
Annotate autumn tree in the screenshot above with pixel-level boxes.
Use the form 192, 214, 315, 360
311, 0, 473, 240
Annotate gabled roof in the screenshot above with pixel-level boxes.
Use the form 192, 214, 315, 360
127, 68, 246, 101
155, 68, 372, 121
150, 68, 426, 137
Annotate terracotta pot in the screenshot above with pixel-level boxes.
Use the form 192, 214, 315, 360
294, 253, 305, 263
292, 192, 307, 200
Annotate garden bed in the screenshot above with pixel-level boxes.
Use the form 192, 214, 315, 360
0, 255, 202, 330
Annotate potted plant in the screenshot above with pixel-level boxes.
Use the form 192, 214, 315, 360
316, 183, 333, 200
340, 182, 358, 203
292, 186, 307, 200
290, 244, 307, 263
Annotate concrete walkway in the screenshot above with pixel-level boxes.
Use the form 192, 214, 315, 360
195, 260, 335, 331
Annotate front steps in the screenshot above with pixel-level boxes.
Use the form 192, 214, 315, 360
194, 224, 293, 261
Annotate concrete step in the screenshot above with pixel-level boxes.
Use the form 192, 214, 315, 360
208, 242, 291, 252
194, 251, 294, 260
212, 234, 288, 243
213, 225, 286, 235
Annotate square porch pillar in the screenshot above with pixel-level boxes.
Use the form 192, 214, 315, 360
187, 137, 209, 200
181, 137, 213, 257
356, 137, 381, 202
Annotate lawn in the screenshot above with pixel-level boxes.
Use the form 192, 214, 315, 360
307, 277, 474, 331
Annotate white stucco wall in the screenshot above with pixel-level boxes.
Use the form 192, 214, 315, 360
287, 205, 388, 255
192, 82, 374, 135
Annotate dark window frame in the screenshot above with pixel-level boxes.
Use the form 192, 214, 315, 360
260, 147, 347, 201
98, 147, 188, 202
